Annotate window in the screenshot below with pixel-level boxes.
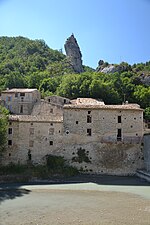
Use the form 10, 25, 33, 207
20, 105, 23, 113
8, 128, 12, 134
15, 93, 18, 98
50, 108, 53, 113
48, 99, 50, 102
50, 141, 53, 145
8, 96, 12, 102
87, 115, 92, 123
29, 128, 34, 135
20, 93, 25, 97
87, 128, 92, 136
49, 128, 54, 135
50, 123, 53, 126
64, 99, 66, 103
8, 140, 12, 146
9, 122, 12, 125
21, 97, 24, 102
29, 140, 34, 147
28, 150, 32, 161
88, 111, 91, 114
117, 129, 122, 141
76, 121, 78, 124
118, 116, 121, 123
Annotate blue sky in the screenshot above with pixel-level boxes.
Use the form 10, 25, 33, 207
0, 0, 150, 68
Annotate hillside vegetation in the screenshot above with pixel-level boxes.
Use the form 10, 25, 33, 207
0, 36, 150, 119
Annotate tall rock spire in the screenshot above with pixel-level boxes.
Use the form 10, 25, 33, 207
64, 34, 83, 73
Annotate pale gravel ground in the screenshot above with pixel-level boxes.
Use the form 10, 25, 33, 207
0, 181, 150, 225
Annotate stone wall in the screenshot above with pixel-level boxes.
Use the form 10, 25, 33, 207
143, 134, 150, 171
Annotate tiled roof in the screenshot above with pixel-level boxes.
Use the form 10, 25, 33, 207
64, 103, 143, 111
71, 98, 105, 105
9, 115, 63, 122
2, 88, 37, 93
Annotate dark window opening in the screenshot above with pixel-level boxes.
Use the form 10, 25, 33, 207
8, 140, 12, 146
50, 141, 53, 145
64, 99, 66, 103
117, 129, 122, 141
48, 99, 50, 102
148, 124, 150, 129
87, 128, 92, 136
50, 108, 53, 113
87, 115, 92, 123
9, 153, 11, 157
21, 97, 24, 102
31, 122, 33, 125
28, 150, 32, 161
134, 118, 136, 120
15, 93, 18, 97
8, 128, 12, 134
9, 122, 12, 125
20, 105, 23, 113
20, 93, 25, 97
118, 116, 121, 123
88, 111, 91, 114
76, 121, 78, 124
50, 123, 53, 126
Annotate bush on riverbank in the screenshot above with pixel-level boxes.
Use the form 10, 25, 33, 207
0, 156, 79, 182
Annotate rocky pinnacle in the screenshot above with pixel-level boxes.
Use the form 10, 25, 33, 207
64, 34, 83, 73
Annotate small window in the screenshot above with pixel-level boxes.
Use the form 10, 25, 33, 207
29, 140, 34, 147
8, 128, 12, 134
87, 128, 92, 136
49, 128, 54, 135
48, 99, 50, 102
118, 116, 121, 123
64, 99, 66, 103
87, 115, 92, 123
50, 108, 53, 113
76, 121, 78, 124
134, 118, 136, 120
21, 97, 24, 102
8, 140, 12, 146
20, 93, 25, 97
88, 111, 91, 114
9, 122, 12, 125
8, 96, 11, 101
50, 123, 53, 126
29, 128, 34, 135
117, 129, 122, 141
20, 105, 23, 113
50, 141, 53, 145
30, 122, 33, 125
15, 93, 18, 97
9, 153, 11, 157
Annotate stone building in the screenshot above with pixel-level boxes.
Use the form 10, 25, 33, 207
1, 88, 145, 175
1, 88, 41, 115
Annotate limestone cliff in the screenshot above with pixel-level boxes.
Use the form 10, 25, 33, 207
64, 34, 83, 73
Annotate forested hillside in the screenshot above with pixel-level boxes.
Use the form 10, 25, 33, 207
0, 36, 150, 119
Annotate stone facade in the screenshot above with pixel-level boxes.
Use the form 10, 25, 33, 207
1, 89, 145, 175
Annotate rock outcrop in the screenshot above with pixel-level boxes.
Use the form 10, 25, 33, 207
96, 60, 131, 74
64, 34, 83, 73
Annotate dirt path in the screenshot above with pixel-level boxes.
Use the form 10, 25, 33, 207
0, 179, 150, 225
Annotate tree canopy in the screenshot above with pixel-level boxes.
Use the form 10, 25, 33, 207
0, 36, 150, 120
